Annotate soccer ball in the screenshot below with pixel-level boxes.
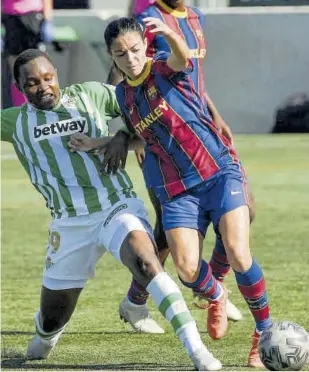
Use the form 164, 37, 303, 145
259, 321, 309, 371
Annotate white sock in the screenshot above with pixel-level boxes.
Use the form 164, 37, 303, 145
178, 322, 204, 355
147, 272, 204, 355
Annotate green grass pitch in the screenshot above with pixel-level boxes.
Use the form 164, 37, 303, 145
1, 135, 309, 370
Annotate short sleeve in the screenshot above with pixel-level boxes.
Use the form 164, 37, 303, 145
80, 82, 121, 120
152, 51, 194, 79
1, 107, 19, 143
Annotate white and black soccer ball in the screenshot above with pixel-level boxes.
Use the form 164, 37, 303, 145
259, 321, 309, 371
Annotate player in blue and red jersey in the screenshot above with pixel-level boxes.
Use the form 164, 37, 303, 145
137, 0, 207, 105
119, 0, 247, 333
102, 16, 272, 368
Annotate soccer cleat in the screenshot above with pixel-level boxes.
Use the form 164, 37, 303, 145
226, 298, 243, 322
207, 288, 228, 340
193, 289, 243, 322
190, 345, 222, 371
194, 288, 228, 340
119, 297, 165, 334
248, 330, 264, 368
26, 332, 62, 360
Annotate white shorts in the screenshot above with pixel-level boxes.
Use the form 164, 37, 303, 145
42, 198, 154, 290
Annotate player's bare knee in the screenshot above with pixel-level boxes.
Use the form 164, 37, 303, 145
121, 231, 163, 285
175, 258, 199, 284
224, 242, 252, 271
128, 254, 162, 288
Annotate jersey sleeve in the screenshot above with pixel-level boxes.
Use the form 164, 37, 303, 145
152, 51, 194, 79
80, 81, 122, 120
1, 107, 19, 143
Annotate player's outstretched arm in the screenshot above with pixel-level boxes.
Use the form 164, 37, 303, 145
143, 17, 191, 72
68, 133, 111, 153
1, 108, 19, 143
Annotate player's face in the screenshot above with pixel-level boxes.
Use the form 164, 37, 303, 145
163, 0, 184, 9
18, 57, 60, 110
109, 31, 147, 80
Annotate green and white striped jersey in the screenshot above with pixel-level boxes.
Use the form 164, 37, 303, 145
1, 81, 137, 219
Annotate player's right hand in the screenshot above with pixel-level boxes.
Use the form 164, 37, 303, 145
99, 131, 129, 174
142, 17, 173, 37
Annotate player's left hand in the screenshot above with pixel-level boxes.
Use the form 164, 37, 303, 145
41, 20, 55, 43
217, 119, 234, 146
142, 17, 173, 37
68, 133, 94, 152
99, 131, 129, 174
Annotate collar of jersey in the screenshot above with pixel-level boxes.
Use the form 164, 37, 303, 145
126, 59, 152, 87
156, 0, 187, 18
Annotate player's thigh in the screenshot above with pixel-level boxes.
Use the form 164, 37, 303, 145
209, 166, 251, 269
98, 198, 156, 264
209, 165, 250, 233
43, 214, 107, 290
162, 191, 208, 281
240, 164, 256, 222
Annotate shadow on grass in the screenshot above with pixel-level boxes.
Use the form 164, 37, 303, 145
1, 330, 135, 336
1, 358, 192, 371
1, 331, 247, 370
1, 350, 246, 370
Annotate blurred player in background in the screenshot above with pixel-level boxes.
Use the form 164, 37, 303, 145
112, 0, 250, 336
128, 0, 156, 16
103, 16, 272, 368
0, 48, 222, 371
2, 0, 54, 107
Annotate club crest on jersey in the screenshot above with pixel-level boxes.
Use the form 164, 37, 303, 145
147, 86, 158, 100
61, 93, 77, 107
33, 116, 88, 142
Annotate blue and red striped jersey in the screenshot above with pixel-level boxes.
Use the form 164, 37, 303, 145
116, 52, 239, 203
136, 0, 207, 104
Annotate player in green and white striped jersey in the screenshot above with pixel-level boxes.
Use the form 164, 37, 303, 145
0, 49, 221, 370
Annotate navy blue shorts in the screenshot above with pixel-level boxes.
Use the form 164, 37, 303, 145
162, 165, 249, 236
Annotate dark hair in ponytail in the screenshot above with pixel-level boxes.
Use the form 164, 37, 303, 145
104, 17, 144, 52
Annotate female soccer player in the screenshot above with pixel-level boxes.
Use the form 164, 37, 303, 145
103, 16, 272, 368
1, 48, 221, 371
